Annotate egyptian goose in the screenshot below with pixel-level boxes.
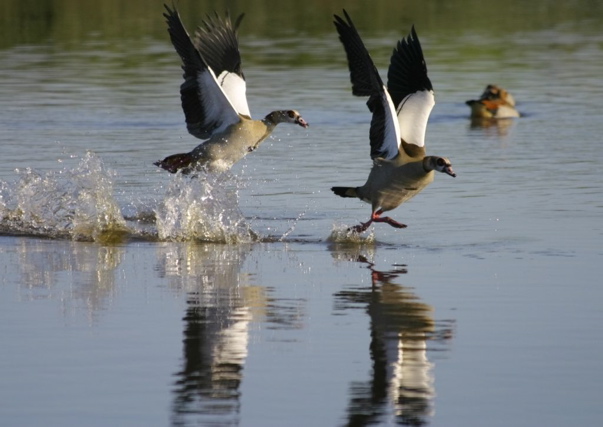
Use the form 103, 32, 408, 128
466, 84, 520, 119
331, 10, 455, 233
155, 5, 309, 174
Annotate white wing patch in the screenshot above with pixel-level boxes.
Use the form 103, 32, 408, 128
197, 68, 243, 134
397, 89, 435, 147
381, 86, 401, 157
217, 70, 251, 118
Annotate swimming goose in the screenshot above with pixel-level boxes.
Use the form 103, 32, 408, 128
466, 84, 520, 119
155, 4, 309, 174
331, 10, 455, 233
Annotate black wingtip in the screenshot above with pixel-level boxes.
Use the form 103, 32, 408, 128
333, 9, 384, 98
333, 8, 353, 29
342, 8, 352, 22
192, 9, 245, 79
410, 24, 418, 38
163, 2, 176, 19
163, 3, 182, 34
233, 12, 245, 31
386, 22, 433, 107
200, 10, 245, 33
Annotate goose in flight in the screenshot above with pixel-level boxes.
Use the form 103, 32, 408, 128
155, 4, 308, 174
331, 10, 455, 233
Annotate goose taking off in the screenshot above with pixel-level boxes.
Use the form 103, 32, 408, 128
466, 84, 520, 119
331, 10, 455, 233
155, 4, 309, 174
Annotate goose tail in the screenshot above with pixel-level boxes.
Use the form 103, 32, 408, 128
154, 152, 195, 174
331, 186, 358, 198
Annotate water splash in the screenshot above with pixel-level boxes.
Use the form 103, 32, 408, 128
0, 152, 127, 242
1, 155, 262, 243
154, 172, 256, 243
277, 211, 305, 242
327, 222, 376, 244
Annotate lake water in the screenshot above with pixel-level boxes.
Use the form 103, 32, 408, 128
1, 1, 602, 426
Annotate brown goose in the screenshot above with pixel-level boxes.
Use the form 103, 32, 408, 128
466, 84, 520, 119
155, 4, 309, 174
331, 10, 455, 233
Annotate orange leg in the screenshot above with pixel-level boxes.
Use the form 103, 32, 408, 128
372, 208, 407, 229
350, 209, 407, 233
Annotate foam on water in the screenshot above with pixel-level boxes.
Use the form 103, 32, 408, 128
327, 222, 376, 244
154, 172, 256, 243
0, 153, 257, 243
0, 152, 127, 242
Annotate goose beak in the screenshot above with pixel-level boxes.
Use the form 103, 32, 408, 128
445, 166, 456, 177
296, 116, 309, 128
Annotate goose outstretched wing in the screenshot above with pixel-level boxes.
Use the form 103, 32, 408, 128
193, 12, 251, 118
387, 26, 434, 149
334, 10, 401, 161
164, 4, 242, 139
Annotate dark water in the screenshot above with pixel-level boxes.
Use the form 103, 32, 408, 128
1, 1, 602, 426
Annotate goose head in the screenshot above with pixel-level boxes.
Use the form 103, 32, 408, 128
267, 110, 309, 128
480, 84, 516, 107
425, 156, 456, 177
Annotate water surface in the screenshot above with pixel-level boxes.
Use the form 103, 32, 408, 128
1, 1, 602, 426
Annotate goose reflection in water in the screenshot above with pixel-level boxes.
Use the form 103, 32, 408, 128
162, 243, 256, 426
469, 116, 517, 137
163, 243, 305, 426
330, 244, 454, 426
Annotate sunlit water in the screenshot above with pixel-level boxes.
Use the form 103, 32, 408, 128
1, 7, 602, 427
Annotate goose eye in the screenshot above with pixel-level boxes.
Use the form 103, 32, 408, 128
437, 158, 445, 166
287, 110, 296, 118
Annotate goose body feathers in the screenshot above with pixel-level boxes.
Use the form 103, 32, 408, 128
466, 84, 520, 119
331, 10, 455, 233
156, 4, 308, 174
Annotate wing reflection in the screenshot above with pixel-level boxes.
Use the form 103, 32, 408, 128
330, 243, 454, 426
159, 243, 260, 426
